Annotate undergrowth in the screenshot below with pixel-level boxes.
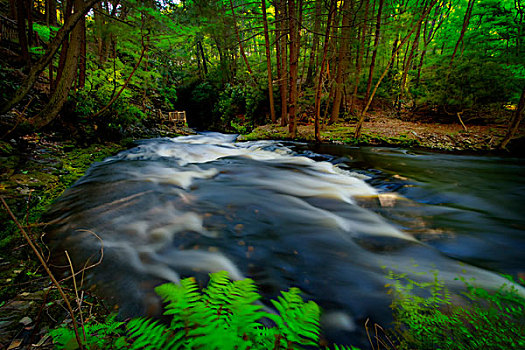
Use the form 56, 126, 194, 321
386, 270, 525, 349
50, 271, 360, 350
49, 269, 525, 349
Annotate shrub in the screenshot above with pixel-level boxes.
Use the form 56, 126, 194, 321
387, 270, 525, 350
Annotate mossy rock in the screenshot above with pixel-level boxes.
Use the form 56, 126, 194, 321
9, 172, 59, 188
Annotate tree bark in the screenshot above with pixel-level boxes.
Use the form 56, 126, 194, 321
350, 0, 369, 111
355, 0, 438, 138
230, 0, 257, 86
306, 0, 322, 86
46, 0, 58, 26
500, 86, 525, 149
261, 0, 276, 123
78, 12, 87, 89
16, 0, 31, 66
1, 0, 100, 116
53, 0, 73, 93
363, 0, 384, 106
90, 44, 147, 119
278, 0, 288, 126
315, 0, 336, 142
329, 0, 352, 124
288, 0, 301, 137
449, 0, 475, 67
399, 12, 423, 111
28, 0, 85, 129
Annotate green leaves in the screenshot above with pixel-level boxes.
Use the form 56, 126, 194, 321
50, 271, 351, 349
387, 270, 525, 350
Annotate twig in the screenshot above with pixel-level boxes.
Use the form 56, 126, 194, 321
66, 250, 87, 342
365, 318, 375, 350
457, 112, 468, 132
0, 196, 85, 350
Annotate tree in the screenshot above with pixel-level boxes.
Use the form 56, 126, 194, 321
329, 0, 352, 124
500, 86, 525, 149
261, 0, 276, 123
0, 0, 100, 116
28, 0, 85, 129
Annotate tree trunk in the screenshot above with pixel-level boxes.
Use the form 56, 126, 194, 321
46, 0, 58, 26
278, 0, 288, 126
90, 44, 147, 119
78, 13, 87, 89
28, 0, 85, 129
198, 41, 208, 75
16, 0, 31, 66
500, 86, 525, 149
315, 0, 336, 142
261, 0, 276, 123
230, 0, 257, 86
54, 0, 74, 93
1, 0, 100, 116
329, 0, 352, 124
350, 0, 369, 111
399, 14, 423, 111
449, 0, 475, 67
288, 0, 301, 137
355, 0, 438, 138
363, 0, 384, 106
306, 0, 322, 86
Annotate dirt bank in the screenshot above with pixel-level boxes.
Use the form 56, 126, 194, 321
240, 115, 525, 153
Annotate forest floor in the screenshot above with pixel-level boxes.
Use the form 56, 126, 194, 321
241, 113, 525, 154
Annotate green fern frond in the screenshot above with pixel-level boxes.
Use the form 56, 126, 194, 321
127, 318, 173, 350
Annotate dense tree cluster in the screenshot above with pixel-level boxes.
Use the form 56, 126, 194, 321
0, 0, 523, 143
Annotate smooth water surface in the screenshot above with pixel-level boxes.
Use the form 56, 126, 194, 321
45, 133, 525, 346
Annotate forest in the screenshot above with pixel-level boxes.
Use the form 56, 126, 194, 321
0, 0, 523, 147
1, 0, 525, 349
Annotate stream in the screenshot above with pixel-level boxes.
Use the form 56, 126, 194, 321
44, 133, 525, 347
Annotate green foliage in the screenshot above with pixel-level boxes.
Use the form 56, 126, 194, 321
418, 56, 515, 113
50, 315, 127, 350
387, 270, 525, 349
49, 271, 359, 349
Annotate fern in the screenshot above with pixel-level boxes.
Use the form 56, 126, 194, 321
50, 314, 127, 349
50, 271, 361, 349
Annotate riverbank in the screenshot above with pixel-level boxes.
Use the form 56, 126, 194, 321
240, 115, 525, 154
1, 124, 524, 349
0, 126, 191, 349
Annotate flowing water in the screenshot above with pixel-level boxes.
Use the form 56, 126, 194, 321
45, 133, 525, 346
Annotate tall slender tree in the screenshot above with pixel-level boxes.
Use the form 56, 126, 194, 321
261, 0, 276, 123
329, 0, 352, 124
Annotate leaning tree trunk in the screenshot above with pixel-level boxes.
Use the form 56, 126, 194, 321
449, 0, 475, 67
500, 86, 525, 149
0, 0, 100, 116
27, 0, 84, 129
355, 0, 438, 138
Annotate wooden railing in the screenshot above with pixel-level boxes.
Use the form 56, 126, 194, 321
0, 15, 18, 43
158, 110, 187, 126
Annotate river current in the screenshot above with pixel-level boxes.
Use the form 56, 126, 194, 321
44, 133, 525, 346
